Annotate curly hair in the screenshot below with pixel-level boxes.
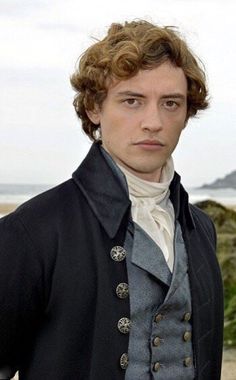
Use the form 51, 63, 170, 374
70, 20, 208, 141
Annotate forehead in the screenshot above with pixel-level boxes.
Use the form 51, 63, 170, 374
108, 61, 188, 96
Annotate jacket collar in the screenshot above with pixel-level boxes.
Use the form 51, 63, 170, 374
72, 143, 131, 238
72, 142, 195, 238
170, 172, 195, 232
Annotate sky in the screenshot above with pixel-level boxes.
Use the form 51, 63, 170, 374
0, 0, 235, 187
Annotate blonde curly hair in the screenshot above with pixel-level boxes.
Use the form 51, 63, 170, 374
71, 20, 208, 141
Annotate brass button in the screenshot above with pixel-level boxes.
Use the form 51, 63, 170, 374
153, 362, 161, 372
120, 353, 129, 369
117, 317, 131, 334
116, 283, 129, 299
155, 313, 163, 323
153, 336, 161, 347
183, 312, 191, 322
183, 331, 192, 342
184, 357, 192, 367
110, 246, 127, 262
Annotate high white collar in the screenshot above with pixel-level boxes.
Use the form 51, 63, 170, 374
117, 157, 175, 204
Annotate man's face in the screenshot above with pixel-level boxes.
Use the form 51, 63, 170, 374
87, 60, 188, 182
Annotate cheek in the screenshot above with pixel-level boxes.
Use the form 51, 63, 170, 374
167, 125, 184, 147
173, 129, 184, 145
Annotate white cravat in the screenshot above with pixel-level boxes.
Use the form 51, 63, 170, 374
118, 158, 175, 272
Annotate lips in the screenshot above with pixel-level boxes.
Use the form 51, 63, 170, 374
134, 139, 164, 146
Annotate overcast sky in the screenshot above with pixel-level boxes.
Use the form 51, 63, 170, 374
0, 0, 235, 187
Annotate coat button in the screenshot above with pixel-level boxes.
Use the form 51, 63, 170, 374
154, 313, 163, 323
116, 283, 129, 299
117, 317, 131, 334
110, 246, 127, 262
184, 357, 192, 367
153, 336, 161, 347
153, 362, 161, 372
120, 353, 129, 369
183, 312, 191, 322
183, 331, 192, 342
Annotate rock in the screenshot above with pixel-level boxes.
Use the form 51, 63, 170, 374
200, 170, 236, 189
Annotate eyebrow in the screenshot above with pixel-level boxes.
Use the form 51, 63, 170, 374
115, 91, 186, 99
161, 93, 186, 100
115, 91, 145, 98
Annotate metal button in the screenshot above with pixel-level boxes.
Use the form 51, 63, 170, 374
183, 331, 192, 342
110, 246, 127, 262
117, 317, 131, 334
184, 357, 192, 367
120, 353, 129, 369
153, 336, 161, 347
183, 312, 191, 322
155, 313, 163, 323
153, 362, 161, 372
116, 283, 129, 299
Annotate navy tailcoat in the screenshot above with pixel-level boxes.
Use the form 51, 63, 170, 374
0, 143, 223, 379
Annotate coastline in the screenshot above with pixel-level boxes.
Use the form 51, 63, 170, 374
0, 203, 19, 216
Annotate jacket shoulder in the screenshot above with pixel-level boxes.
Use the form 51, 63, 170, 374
13, 179, 79, 221
0, 179, 84, 254
189, 203, 216, 245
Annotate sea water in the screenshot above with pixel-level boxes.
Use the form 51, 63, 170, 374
188, 187, 236, 207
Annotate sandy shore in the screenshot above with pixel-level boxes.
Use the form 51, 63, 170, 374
0, 203, 19, 215
222, 349, 236, 380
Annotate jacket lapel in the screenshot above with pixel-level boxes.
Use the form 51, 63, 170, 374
72, 143, 131, 239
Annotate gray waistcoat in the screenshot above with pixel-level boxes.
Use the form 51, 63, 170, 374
100, 147, 195, 379
124, 221, 195, 380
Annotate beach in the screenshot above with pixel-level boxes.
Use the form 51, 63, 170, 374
0, 203, 19, 216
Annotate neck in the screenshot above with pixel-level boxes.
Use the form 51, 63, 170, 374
117, 162, 162, 182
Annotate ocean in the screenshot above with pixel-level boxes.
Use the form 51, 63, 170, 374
0, 183, 52, 204
188, 187, 236, 207
0, 183, 236, 218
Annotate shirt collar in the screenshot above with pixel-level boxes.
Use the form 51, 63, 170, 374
72, 143, 195, 237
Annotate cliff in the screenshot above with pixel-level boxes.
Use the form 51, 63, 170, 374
201, 170, 236, 189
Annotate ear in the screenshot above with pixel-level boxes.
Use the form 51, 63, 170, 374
86, 106, 101, 125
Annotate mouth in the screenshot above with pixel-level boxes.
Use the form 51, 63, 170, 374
134, 139, 165, 147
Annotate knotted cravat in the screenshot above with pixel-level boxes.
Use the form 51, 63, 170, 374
118, 158, 175, 272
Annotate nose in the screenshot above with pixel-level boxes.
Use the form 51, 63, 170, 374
141, 103, 163, 132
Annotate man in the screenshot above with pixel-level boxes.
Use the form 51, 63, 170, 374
0, 20, 223, 379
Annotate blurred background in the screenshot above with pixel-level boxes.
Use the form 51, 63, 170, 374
0, 1, 235, 379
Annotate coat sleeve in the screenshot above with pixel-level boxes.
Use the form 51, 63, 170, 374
0, 212, 45, 373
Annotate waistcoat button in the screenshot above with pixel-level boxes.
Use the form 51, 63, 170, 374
155, 313, 163, 323
183, 331, 192, 342
117, 317, 131, 334
153, 362, 161, 372
153, 336, 161, 347
110, 246, 127, 262
120, 353, 129, 369
116, 283, 129, 299
183, 312, 191, 322
184, 357, 192, 367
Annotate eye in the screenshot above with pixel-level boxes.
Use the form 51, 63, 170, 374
163, 100, 179, 110
123, 98, 140, 107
